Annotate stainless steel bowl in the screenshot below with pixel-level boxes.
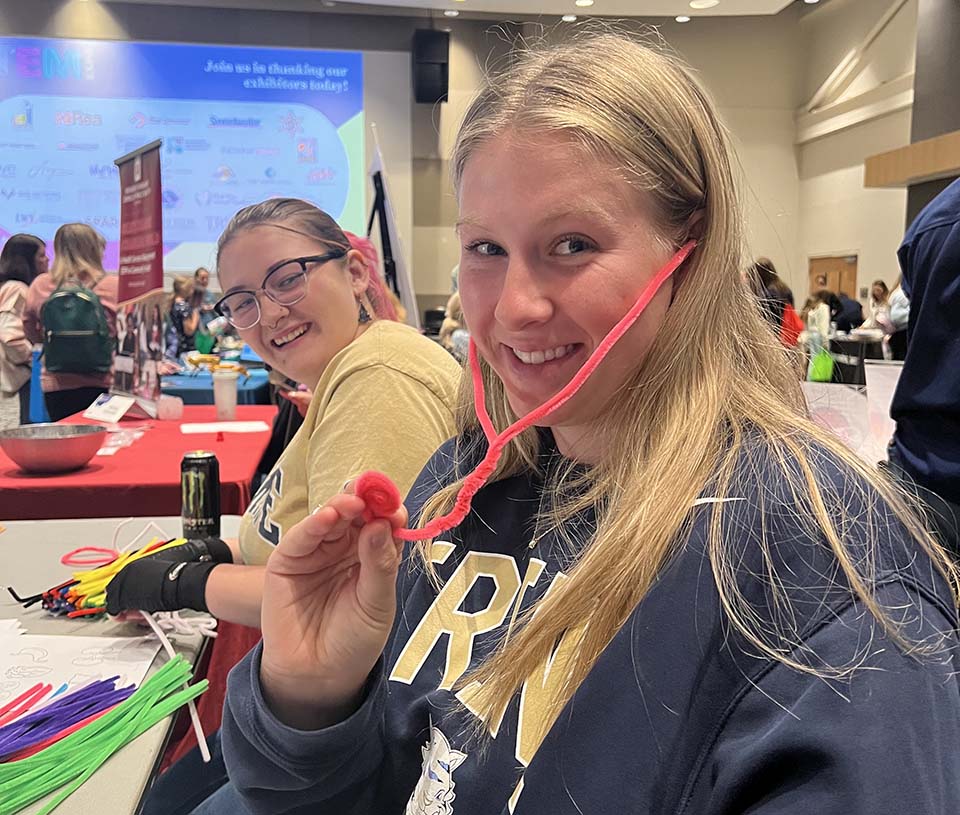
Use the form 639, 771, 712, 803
0, 423, 108, 474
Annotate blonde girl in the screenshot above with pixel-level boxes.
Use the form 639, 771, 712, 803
211, 34, 960, 815
24, 223, 118, 421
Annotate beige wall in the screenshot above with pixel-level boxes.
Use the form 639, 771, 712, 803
410, 21, 516, 312
797, 0, 917, 301
411, 13, 807, 308
666, 12, 804, 300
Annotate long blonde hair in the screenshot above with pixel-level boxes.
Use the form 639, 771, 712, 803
51, 223, 106, 286
416, 33, 959, 744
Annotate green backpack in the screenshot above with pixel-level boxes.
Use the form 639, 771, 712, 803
41, 278, 114, 374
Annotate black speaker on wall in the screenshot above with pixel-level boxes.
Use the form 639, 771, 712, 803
412, 29, 449, 104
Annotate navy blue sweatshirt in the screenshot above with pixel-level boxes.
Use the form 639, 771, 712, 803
218, 436, 960, 814
892, 178, 960, 505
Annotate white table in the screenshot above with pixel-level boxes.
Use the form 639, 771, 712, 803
0, 515, 240, 815
802, 382, 889, 465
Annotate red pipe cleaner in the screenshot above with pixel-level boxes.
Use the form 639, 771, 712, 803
355, 240, 697, 541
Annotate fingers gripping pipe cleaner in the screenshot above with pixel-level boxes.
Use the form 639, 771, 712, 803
356, 240, 698, 541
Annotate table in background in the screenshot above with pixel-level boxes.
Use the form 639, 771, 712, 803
160, 368, 271, 406
0, 515, 241, 815
829, 335, 884, 387
0, 405, 275, 521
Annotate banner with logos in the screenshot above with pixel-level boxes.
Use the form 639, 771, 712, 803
0, 36, 364, 272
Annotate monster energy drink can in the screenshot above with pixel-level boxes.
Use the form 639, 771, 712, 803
181, 451, 221, 539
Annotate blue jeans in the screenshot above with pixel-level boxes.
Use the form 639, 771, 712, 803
141, 731, 234, 815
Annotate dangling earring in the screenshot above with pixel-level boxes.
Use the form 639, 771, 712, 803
357, 300, 372, 324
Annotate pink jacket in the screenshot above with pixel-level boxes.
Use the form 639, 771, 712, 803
24, 272, 119, 393
0, 280, 32, 394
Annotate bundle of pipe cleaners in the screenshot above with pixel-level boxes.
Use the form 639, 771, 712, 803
7, 538, 189, 619
0, 678, 135, 760
0, 656, 206, 815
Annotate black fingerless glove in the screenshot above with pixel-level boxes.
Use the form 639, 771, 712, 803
150, 537, 233, 565
104, 538, 231, 615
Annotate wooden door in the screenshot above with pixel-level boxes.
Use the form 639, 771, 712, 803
808, 255, 858, 298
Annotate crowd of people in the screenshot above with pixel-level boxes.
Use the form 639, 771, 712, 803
751, 259, 910, 357
2, 28, 960, 815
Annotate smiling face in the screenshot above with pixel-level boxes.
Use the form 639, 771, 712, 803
457, 133, 675, 461
216, 224, 368, 389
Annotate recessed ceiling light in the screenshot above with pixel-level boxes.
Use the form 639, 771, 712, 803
803, 0, 820, 4
675, 15, 691, 22
562, 14, 577, 21
574, 0, 594, 7
444, 9, 459, 16
689, 0, 718, 8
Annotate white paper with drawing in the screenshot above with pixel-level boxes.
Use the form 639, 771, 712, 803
0, 635, 161, 702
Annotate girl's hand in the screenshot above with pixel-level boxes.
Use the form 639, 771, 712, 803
259, 491, 406, 728
280, 388, 312, 418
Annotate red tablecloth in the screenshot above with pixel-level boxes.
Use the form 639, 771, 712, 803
0, 406, 276, 521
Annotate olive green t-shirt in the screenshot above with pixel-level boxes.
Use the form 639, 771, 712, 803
239, 320, 461, 565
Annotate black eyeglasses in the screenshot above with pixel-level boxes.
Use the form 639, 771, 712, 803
215, 250, 347, 329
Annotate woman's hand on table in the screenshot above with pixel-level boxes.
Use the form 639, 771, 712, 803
259, 491, 406, 730
105, 537, 233, 615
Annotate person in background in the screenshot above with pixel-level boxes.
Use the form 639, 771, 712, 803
749, 257, 792, 326
0, 234, 47, 427
748, 257, 803, 348
861, 279, 890, 329
800, 290, 831, 338
214, 34, 959, 815
438, 290, 470, 364
812, 272, 844, 318
888, 276, 909, 332
888, 178, 960, 553
106, 198, 460, 815
832, 290, 864, 333
194, 266, 218, 329
165, 275, 199, 360
23, 224, 118, 421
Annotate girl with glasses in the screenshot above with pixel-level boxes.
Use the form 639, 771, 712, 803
218, 35, 957, 815
108, 198, 460, 625
107, 200, 461, 815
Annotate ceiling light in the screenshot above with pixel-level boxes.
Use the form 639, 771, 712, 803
444, 9, 459, 16
574, 0, 594, 7
675, 15, 691, 22
689, 0, 718, 8
803, 0, 820, 3
562, 14, 577, 21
